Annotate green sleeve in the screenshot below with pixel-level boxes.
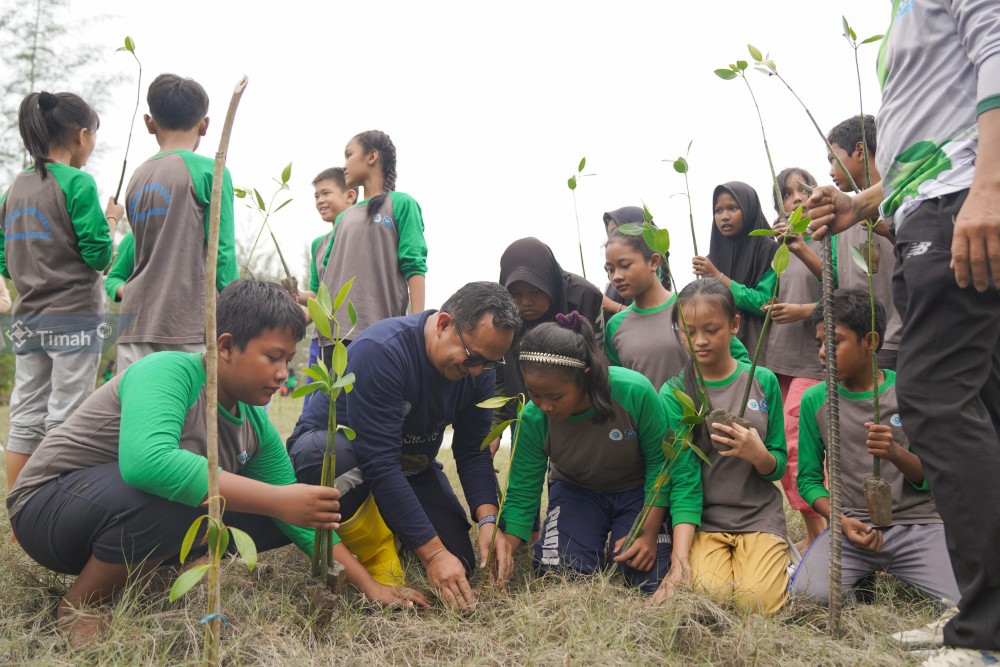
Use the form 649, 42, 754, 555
183, 153, 237, 290
830, 237, 841, 289
658, 376, 702, 527
390, 192, 428, 278
498, 404, 549, 542
604, 308, 629, 366
105, 232, 134, 302
796, 384, 829, 508
322, 210, 345, 271
244, 407, 333, 554
56, 168, 114, 271
729, 334, 749, 364
308, 235, 324, 294
626, 374, 669, 506
757, 367, 787, 482
0, 189, 8, 278
729, 269, 777, 316
118, 354, 215, 506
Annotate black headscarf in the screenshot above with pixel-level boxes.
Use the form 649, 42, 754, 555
603, 206, 646, 231
707, 181, 777, 288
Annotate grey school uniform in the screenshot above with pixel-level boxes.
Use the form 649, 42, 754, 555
766, 239, 823, 380
605, 297, 689, 391
792, 372, 959, 604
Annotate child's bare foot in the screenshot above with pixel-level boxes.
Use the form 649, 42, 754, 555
56, 599, 106, 649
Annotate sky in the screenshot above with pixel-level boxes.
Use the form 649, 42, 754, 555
59, 1, 888, 308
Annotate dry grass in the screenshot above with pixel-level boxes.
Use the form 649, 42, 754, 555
0, 398, 937, 666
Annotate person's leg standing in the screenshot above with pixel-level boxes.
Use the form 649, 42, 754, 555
893, 190, 1000, 650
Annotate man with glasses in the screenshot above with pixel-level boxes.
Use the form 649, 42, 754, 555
289, 281, 521, 609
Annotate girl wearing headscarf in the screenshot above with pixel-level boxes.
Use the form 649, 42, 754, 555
691, 182, 778, 366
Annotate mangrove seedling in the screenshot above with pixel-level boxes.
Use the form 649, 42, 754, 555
113, 35, 141, 205
566, 156, 595, 278
168, 75, 248, 667
842, 16, 883, 193
292, 280, 359, 588
235, 162, 297, 295
664, 140, 700, 257
476, 393, 526, 582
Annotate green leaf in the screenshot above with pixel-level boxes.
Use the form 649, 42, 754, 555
229, 527, 257, 571
681, 415, 704, 426
477, 396, 517, 409
736, 60, 748, 71
331, 372, 356, 389
765, 59, 777, 72
333, 277, 355, 311
772, 243, 791, 276
302, 364, 330, 384
791, 210, 811, 235
578, 157, 586, 173
617, 223, 644, 236
337, 425, 357, 440
787, 206, 801, 228
125, 36, 135, 52
317, 282, 333, 313
842, 15, 852, 41
748, 229, 779, 236
332, 341, 348, 377
754, 66, 772, 76
684, 436, 714, 466
686, 139, 693, 155
207, 518, 229, 556
234, 187, 246, 199
672, 388, 697, 416
714, 68, 738, 80
849, 26, 857, 42
281, 162, 292, 185
641, 227, 657, 254
169, 564, 210, 602
480, 419, 516, 450
291, 383, 323, 398
661, 436, 676, 460
861, 34, 884, 45
308, 299, 333, 340
180, 516, 208, 564
273, 199, 293, 214
254, 188, 266, 212
641, 203, 655, 225
347, 301, 357, 328
849, 245, 872, 276
748, 44, 763, 61
567, 176, 577, 191
653, 228, 670, 255
672, 157, 688, 174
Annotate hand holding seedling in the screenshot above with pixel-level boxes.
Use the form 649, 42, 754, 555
841, 516, 883, 552
763, 301, 813, 324
477, 522, 514, 583
612, 524, 659, 573
865, 422, 926, 485
275, 483, 341, 529
772, 217, 804, 250
423, 546, 477, 609
711, 421, 776, 476
806, 185, 881, 240
104, 197, 125, 233
692, 256, 722, 281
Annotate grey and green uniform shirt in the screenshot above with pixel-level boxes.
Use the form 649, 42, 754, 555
797, 370, 940, 525
605, 294, 751, 391
499, 366, 669, 542
661, 362, 788, 537
766, 238, 823, 379
0, 164, 113, 326
5, 352, 320, 554
320, 192, 427, 344
308, 231, 333, 342
831, 232, 901, 353
875, 0, 1000, 231
119, 150, 238, 345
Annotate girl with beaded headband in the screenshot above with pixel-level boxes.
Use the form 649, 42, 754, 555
498, 311, 680, 592
316, 130, 428, 365
1, 91, 123, 489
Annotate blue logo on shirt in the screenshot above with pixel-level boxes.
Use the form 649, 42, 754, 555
373, 213, 394, 228
4, 207, 52, 240
890, 414, 902, 427
897, 0, 913, 19
746, 398, 768, 412
128, 182, 172, 224
609, 427, 637, 442
238, 450, 253, 464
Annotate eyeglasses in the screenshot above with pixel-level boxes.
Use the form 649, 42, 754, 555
455, 326, 505, 370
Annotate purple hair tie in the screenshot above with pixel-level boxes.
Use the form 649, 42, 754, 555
555, 311, 582, 333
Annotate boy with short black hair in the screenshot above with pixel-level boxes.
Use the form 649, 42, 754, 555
7, 280, 426, 643
790, 288, 958, 606
115, 73, 239, 371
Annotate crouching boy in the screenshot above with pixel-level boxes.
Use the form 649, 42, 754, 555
6, 279, 426, 642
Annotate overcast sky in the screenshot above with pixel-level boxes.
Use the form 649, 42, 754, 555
75, 0, 887, 308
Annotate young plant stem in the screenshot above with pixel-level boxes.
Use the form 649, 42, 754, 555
485, 397, 525, 578
852, 47, 874, 191
739, 75, 785, 223
683, 171, 700, 258
822, 234, 844, 637
246, 187, 294, 281
571, 190, 587, 279
737, 278, 780, 420
114, 46, 142, 203
618, 435, 682, 555
203, 74, 248, 667
668, 267, 713, 413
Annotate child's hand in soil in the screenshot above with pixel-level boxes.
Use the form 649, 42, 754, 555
762, 302, 813, 324
476, 523, 514, 583
711, 422, 777, 476
649, 559, 691, 605
612, 530, 658, 573
865, 422, 901, 460
692, 256, 722, 280
361, 582, 431, 609
842, 516, 883, 552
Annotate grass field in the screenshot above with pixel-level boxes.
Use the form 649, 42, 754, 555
0, 396, 938, 666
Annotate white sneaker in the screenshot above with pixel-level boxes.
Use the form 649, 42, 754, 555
891, 604, 959, 649
920, 648, 1000, 666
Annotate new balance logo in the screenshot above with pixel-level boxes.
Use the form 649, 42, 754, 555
905, 241, 932, 258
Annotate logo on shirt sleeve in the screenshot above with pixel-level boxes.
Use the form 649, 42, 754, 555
609, 427, 637, 441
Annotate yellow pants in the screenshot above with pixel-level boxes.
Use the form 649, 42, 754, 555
689, 531, 790, 615
335, 494, 405, 586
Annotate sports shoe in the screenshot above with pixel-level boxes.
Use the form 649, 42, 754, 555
891, 604, 959, 649
919, 648, 1000, 666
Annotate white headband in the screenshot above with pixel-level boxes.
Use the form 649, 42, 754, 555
519, 352, 587, 368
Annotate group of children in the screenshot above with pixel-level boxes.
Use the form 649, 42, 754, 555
0, 70, 954, 640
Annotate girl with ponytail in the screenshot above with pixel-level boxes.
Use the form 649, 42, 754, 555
1, 91, 123, 487
498, 312, 679, 593
316, 130, 428, 365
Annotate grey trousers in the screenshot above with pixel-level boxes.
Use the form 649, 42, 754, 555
790, 523, 960, 605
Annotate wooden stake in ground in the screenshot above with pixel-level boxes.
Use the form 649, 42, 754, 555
203, 74, 248, 667
822, 234, 844, 637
